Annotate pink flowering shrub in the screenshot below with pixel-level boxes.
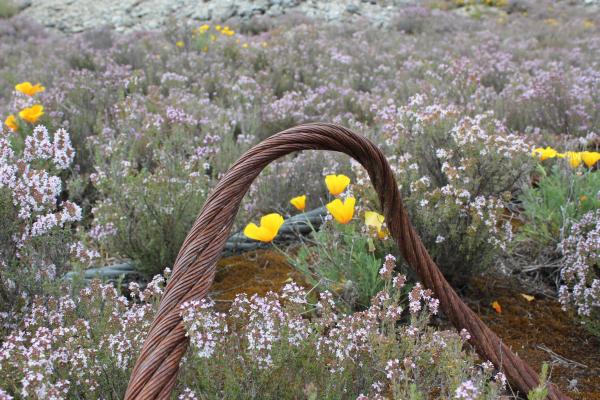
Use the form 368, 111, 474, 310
0, 264, 509, 399
0, 121, 93, 326
178, 264, 506, 399
0, 273, 165, 399
353, 96, 532, 285
558, 210, 600, 333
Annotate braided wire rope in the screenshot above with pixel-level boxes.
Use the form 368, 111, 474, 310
125, 123, 569, 400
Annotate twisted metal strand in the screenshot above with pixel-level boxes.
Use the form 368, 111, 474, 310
125, 123, 569, 400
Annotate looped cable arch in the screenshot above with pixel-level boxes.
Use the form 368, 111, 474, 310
125, 123, 569, 400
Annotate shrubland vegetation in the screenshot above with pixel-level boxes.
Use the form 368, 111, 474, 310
1, 0, 599, 397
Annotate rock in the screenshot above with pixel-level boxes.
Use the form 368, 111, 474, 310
452, 4, 506, 19
18, 0, 406, 33
346, 4, 360, 14
13, 0, 32, 11
238, 0, 268, 18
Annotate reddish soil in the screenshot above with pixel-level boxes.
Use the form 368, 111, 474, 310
468, 276, 600, 400
211, 249, 307, 310
211, 250, 600, 399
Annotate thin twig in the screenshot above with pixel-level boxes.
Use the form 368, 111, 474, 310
536, 345, 588, 369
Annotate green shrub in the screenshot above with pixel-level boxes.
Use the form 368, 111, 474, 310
0, 188, 74, 326
527, 363, 550, 400
0, 0, 17, 19
87, 123, 215, 276
557, 209, 600, 335
518, 164, 600, 258
288, 221, 394, 311
178, 272, 505, 400
89, 167, 207, 276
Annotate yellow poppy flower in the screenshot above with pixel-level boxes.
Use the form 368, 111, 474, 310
290, 195, 306, 212
326, 197, 356, 225
565, 152, 582, 169
4, 115, 18, 131
243, 213, 284, 242
364, 211, 388, 239
581, 151, 600, 168
242, 43, 249, 48
15, 81, 45, 96
198, 24, 210, 33
325, 174, 350, 196
532, 146, 558, 161
18, 105, 44, 124
215, 25, 222, 31
221, 27, 235, 36
176, 41, 185, 48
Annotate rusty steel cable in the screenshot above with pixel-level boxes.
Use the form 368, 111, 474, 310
125, 123, 570, 400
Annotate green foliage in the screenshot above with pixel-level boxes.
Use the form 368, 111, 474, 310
288, 222, 393, 311
518, 164, 600, 257
0, 0, 17, 19
527, 363, 550, 400
89, 127, 215, 276
582, 315, 600, 338
92, 169, 206, 276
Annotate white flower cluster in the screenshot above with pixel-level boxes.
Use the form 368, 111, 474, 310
558, 210, 600, 317
177, 388, 198, 400
408, 282, 439, 315
69, 241, 100, 264
181, 298, 229, 358
364, 98, 531, 270
454, 379, 479, 400
379, 254, 396, 279
0, 125, 80, 250
182, 283, 314, 369
0, 275, 163, 399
